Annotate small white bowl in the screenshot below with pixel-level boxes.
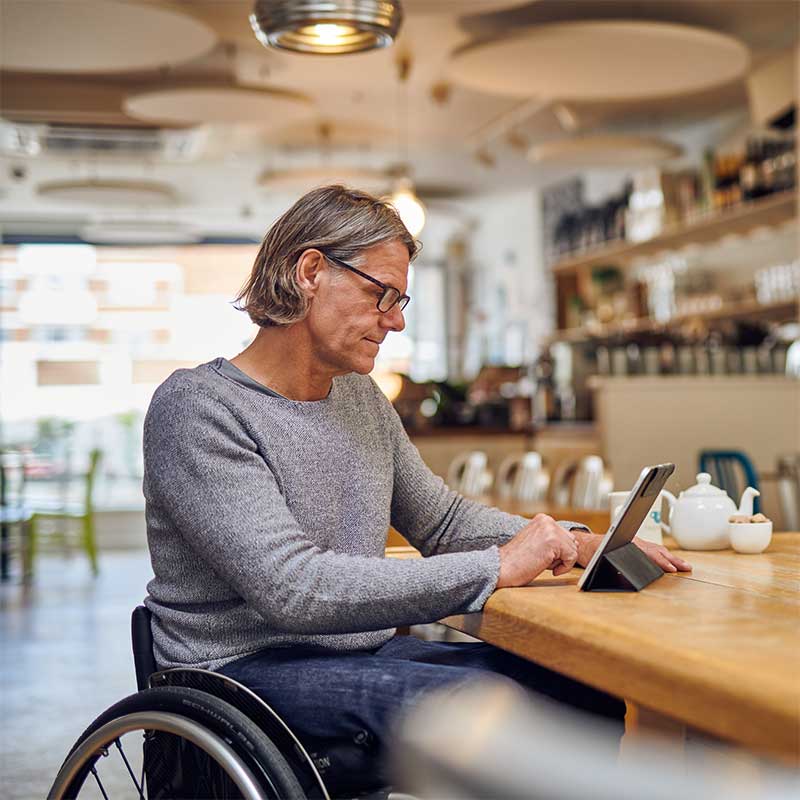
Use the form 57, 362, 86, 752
729, 521, 773, 554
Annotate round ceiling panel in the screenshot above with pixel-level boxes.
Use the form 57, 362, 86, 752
81, 221, 201, 245
265, 119, 394, 149
37, 179, 178, 207
529, 135, 683, 167
449, 21, 750, 100
404, 1, 535, 14
124, 86, 312, 126
258, 166, 389, 193
0, 0, 217, 73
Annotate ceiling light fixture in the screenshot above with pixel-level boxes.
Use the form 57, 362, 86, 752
552, 103, 580, 133
390, 176, 425, 238
250, 1, 403, 55
387, 52, 425, 238
474, 147, 496, 168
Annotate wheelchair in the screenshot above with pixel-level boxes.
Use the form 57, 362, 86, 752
48, 606, 391, 799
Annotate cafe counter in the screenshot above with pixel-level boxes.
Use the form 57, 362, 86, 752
409, 424, 601, 483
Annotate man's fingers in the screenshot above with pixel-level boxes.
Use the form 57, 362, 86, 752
668, 552, 692, 571
636, 539, 693, 573
554, 537, 578, 574
653, 545, 692, 572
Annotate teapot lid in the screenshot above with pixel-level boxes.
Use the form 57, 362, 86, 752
682, 473, 728, 497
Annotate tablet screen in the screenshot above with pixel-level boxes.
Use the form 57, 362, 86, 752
604, 467, 669, 552
578, 463, 674, 590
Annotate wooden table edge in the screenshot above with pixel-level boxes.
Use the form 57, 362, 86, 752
442, 592, 799, 765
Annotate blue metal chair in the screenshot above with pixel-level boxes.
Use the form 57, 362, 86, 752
698, 450, 760, 514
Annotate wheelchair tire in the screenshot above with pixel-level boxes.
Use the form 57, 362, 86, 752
49, 686, 307, 800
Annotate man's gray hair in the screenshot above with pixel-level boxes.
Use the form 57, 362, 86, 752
235, 184, 421, 327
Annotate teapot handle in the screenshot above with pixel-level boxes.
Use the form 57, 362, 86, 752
660, 490, 677, 535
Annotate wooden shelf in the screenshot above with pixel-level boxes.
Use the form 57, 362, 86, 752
551, 298, 799, 343
552, 190, 797, 275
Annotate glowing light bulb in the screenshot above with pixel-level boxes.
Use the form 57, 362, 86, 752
305, 23, 354, 45
390, 180, 426, 237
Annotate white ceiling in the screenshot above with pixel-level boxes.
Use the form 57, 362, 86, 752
0, 0, 796, 242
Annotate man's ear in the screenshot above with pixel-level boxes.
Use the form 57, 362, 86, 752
295, 249, 326, 297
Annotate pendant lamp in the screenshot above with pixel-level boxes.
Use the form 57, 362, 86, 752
387, 52, 425, 237
390, 176, 425, 238
250, 1, 403, 55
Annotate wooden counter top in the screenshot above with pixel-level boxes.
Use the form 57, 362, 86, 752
441, 533, 800, 763
407, 427, 530, 438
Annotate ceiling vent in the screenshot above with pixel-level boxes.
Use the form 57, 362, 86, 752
0, 122, 206, 161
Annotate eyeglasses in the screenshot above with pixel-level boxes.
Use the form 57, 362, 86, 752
323, 253, 411, 313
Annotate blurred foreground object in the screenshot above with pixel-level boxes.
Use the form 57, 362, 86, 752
392, 679, 798, 800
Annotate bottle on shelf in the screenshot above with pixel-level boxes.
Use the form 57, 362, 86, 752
739, 138, 761, 201
739, 134, 797, 202
713, 151, 743, 210
532, 352, 557, 422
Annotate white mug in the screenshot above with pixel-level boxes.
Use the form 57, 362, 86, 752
609, 490, 664, 545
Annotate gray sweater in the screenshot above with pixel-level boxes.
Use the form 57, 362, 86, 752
143, 359, 538, 670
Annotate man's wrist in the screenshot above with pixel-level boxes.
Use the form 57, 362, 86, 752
573, 530, 603, 567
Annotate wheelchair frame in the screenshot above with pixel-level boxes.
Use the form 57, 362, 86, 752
149, 667, 330, 798
48, 606, 335, 799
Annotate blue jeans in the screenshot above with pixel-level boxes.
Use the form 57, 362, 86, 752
219, 635, 625, 793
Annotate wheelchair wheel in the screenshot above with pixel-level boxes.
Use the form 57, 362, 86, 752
48, 686, 307, 800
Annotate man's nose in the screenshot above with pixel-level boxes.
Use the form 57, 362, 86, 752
381, 303, 405, 332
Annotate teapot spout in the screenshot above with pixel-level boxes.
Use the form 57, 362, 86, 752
737, 487, 760, 517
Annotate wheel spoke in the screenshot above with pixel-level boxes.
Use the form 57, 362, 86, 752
138, 733, 147, 796
114, 738, 146, 799
50, 693, 288, 800
90, 766, 110, 800
195, 744, 214, 796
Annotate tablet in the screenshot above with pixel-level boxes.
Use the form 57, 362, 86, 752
577, 463, 675, 591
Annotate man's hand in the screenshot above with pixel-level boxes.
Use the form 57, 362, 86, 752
572, 529, 693, 573
632, 537, 692, 573
497, 514, 579, 588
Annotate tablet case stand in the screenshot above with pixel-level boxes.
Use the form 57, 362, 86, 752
582, 541, 664, 592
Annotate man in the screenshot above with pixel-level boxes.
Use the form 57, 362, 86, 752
143, 185, 691, 791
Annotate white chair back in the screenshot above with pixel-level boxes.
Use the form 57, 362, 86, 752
446, 451, 490, 498
496, 452, 549, 503
571, 455, 610, 509
551, 455, 613, 509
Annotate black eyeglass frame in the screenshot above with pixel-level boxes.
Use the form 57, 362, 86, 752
322, 252, 411, 313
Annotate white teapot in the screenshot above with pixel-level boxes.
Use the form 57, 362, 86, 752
661, 473, 759, 551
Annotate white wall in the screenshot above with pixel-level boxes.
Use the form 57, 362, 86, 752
595, 376, 800, 513
452, 187, 553, 377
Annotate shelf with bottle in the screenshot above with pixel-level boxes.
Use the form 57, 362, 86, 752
572, 308, 796, 381
552, 189, 797, 275
589, 334, 793, 380
550, 297, 799, 344
549, 130, 797, 276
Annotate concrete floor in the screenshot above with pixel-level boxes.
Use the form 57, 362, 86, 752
0, 550, 154, 799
